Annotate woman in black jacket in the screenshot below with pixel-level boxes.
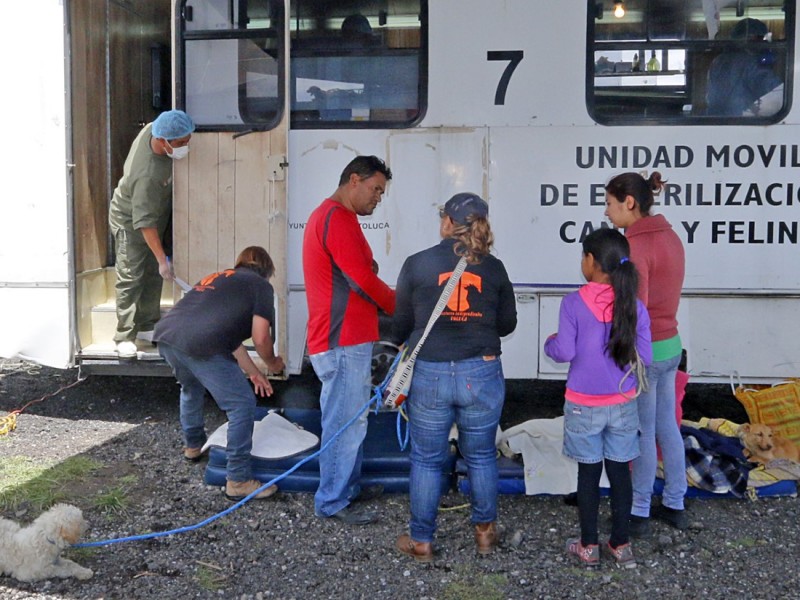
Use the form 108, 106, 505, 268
392, 193, 517, 562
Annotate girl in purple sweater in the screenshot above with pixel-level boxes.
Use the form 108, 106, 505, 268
545, 228, 652, 569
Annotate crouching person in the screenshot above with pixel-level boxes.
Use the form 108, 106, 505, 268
154, 247, 285, 501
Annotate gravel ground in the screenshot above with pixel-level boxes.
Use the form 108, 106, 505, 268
1, 360, 799, 600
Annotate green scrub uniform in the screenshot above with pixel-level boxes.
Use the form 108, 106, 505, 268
108, 123, 173, 342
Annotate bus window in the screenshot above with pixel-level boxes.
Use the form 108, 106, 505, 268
178, 0, 284, 130
290, 0, 427, 128
588, 0, 794, 124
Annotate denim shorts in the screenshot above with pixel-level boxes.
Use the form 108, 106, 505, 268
562, 399, 640, 464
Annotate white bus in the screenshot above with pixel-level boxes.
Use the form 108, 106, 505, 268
2, 0, 798, 383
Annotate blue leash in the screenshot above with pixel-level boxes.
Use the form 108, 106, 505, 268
74, 391, 383, 549
75, 351, 413, 549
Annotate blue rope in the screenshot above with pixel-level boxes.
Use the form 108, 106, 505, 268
396, 407, 410, 451
373, 349, 411, 452
74, 391, 383, 549
375, 347, 403, 396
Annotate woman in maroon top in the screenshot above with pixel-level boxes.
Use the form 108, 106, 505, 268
604, 171, 688, 537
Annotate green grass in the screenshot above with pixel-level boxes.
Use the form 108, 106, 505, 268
68, 546, 98, 561
195, 565, 227, 591
442, 572, 508, 600
93, 473, 139, 515
0, 455, 102, 511
94, 484, 133, 515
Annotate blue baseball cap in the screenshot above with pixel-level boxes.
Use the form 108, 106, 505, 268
442, 192, 489, 225
152, 110, 195, 140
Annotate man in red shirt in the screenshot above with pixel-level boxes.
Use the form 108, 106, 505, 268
303, 155, 396, 525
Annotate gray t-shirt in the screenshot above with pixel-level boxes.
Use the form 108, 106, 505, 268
154, 268, 275, 358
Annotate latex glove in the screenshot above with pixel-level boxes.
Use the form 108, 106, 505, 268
158, 258, 175, 281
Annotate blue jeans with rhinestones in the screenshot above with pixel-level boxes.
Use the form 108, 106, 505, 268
407, 356, 505, 543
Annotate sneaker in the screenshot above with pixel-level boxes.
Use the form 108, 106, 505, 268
224, 479, 278, 501
116, 341, 138, 359
566, 538, 600, 568
183, 447, 205, 462
326, 505, 377, 525
606, 542, 637, 569
629, 515, 651, 538
351, 484, 384, 503
136, 330, 155, 343
653, 505, 688, 530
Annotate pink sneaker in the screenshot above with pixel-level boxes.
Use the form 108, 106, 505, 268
605, 542, 637, 569
566, 538, 600, 568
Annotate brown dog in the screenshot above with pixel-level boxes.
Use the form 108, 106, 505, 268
738, 423, 800, 464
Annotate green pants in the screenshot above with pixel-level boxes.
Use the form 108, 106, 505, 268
112, 228, 164, 342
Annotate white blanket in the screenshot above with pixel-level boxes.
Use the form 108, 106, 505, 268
499, 417, 609, 495
201, 411, 319, 459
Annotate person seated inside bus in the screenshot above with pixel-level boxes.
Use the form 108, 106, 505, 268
340, 14, 380, 47
301, 15, 381, 120
705, 18, 783, 117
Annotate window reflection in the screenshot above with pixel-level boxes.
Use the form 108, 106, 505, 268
588, 0, 792, 123
182, 0, 283, 129
290, 1, 425, 128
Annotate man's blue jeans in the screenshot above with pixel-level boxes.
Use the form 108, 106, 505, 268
159, 342, 257, 482
310, 342, 373, 517
407, 357, 505, 543
631, 353, 687, 515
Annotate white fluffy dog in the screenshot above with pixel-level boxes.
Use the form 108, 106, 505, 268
0, 503, 93, 582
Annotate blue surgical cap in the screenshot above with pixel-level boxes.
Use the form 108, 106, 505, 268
152, 110, 195, 140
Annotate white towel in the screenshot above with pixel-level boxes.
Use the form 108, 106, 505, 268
499, 417, 610, 495
201, 411, 319, 459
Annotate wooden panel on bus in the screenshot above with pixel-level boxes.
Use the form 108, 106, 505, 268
172, 127, 288, 362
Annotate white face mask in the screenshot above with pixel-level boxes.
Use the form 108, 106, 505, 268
166, 142, 190, 160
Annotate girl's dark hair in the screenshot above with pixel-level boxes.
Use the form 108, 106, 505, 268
582, 228, 639, 368
604, 171, 665, 216
235, 246, 275, 279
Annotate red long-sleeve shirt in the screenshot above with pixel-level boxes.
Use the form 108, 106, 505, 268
303, 198, 395, 354
625, 214, 685, 343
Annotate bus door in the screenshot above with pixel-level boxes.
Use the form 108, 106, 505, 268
173, 0, 290, 368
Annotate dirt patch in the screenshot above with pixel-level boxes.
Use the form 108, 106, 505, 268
1, 362, 797, 599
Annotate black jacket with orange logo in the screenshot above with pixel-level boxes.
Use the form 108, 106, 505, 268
391, 238, 517, 361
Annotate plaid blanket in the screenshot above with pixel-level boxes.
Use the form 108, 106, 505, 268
681, 425, 749, 497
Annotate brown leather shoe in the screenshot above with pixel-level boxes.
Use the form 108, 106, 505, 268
183, 447, 204, 462
225, 479, 278, 501
396, 534, 433, 563
475, 522, 499, 555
